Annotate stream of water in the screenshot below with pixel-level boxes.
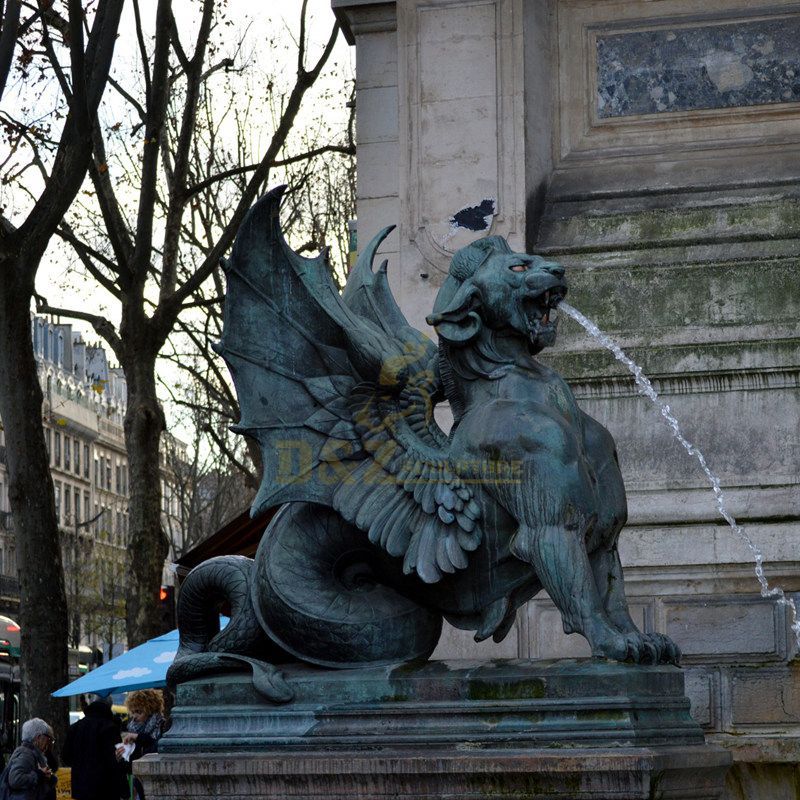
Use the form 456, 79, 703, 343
560, 301, 800, 647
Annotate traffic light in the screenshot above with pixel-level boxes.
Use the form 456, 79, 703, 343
159, 585, 176, 633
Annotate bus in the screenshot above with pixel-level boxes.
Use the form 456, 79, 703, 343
0, 617, 94, 750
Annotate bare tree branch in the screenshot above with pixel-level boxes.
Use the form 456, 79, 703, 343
107, 76, 147, 123
88, 125, 134, 278
184, 143, 355, 200
130, 0, 171, 286
0, 0, 21, 100
55, 223, 122, 299
159, 0, 214, 303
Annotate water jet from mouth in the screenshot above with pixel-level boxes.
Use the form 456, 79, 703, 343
560, 300, 800, 648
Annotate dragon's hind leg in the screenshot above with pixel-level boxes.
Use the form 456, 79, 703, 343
251, 503, 443, 668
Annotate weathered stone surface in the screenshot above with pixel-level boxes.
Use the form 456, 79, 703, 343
331, 2, 800, 797
137, 746, 731, 800
141, 659, 730, 799
724, 762, 800, 800
160, 660, 705, 752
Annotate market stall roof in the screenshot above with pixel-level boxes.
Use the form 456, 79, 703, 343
174, 508, 274, 581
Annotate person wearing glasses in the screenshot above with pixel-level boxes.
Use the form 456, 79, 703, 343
2, 718, 58, 800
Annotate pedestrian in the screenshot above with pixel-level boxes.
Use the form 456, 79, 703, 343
40, 726, 57, 800
62, 695, 124, 800
2, 718, 57, 800
119, 691, 165, 800
121, 691, 164, 759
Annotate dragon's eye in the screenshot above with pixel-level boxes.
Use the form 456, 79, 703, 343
509, 264, 528, 273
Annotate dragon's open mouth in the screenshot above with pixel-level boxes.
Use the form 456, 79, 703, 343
523, 286, 567, 346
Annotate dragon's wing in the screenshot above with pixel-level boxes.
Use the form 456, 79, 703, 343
219, 186, 481, 582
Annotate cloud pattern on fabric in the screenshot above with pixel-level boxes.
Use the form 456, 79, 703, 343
112, 667, 152, 679
153, 650, 177, 664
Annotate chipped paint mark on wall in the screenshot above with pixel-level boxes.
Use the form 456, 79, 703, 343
450, 198, 496, 232
435, 198, 498, 251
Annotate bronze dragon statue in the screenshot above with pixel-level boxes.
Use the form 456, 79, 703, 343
167, 187, 680, 702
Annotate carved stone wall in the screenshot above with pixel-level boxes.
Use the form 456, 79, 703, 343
332, 1, 800, 796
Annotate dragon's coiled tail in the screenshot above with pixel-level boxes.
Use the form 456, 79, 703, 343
251, 503, 443, 668
174, 555, 263, 657
166, 555, 293, 702
168, 504, 443, 701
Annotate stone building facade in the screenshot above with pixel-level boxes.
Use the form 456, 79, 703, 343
332, 1, 800, 796
0, 316, 186, 656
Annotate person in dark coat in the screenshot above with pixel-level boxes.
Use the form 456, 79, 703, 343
61, 696, 123, 800
4, 718, 57, 800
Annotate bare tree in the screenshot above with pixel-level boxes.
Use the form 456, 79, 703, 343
34, 0, 351, 646
160, 409, 254, 559
0, 0, 123, 733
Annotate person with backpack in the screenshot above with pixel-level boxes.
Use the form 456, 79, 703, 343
1, 718, 57, 800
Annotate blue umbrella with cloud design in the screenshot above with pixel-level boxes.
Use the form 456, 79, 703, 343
52, 618, 228, 698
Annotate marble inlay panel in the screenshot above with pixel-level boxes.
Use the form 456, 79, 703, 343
596, 16, 800, 118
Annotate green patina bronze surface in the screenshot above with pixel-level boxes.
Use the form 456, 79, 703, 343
160, 659, 702, 753
167, 186, 680, 702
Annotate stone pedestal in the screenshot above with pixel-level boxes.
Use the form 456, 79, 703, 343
330, 2, 800, 793
136, 659, 730, 799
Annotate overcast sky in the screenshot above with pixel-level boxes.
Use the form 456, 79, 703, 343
35, 0, 352, 319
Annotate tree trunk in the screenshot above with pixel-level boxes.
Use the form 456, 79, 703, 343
0, 266, 69, 741
123, 349, 169, 646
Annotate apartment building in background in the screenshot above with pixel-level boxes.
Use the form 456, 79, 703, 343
0, 316, 185, 656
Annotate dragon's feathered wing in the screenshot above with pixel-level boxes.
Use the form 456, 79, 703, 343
218, 186, 481, 583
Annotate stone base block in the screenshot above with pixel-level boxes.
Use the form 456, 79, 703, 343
138, 659, 730, 798
137, 746, 731, 799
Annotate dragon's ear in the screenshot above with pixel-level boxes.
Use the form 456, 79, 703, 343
426, 282, 481, 344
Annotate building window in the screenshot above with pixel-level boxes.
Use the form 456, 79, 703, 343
74, 440, 80, 475
83, 445, 89, 479
94, 457, 100, 487
64, 436, 71, 470
45, 429, 51, 461
116, 464, 121, 494
74, 489, 80, 523
54, 481, 61, 523
106, 458, 111, 490
54, 432, 61, 468
84, 492, 90, 522
64, 487, 71, 522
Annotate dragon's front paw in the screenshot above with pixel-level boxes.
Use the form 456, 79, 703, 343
591, 628, 658, 665
643, 632, 682, 666
591, 628, 683, 666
